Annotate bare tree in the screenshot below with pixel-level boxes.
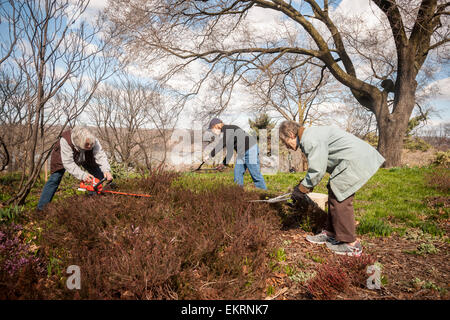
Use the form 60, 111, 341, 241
2, 0, 119, 206
106, 0, 449, 167
88, 75, 181, 171
242, 50, 335, 125
0, 1, 23, 171
141, 88, 179, 169
0, 67, 30, 172
420, 122, 450, 150
0, 0, 22, 65
88, 75, 154, 167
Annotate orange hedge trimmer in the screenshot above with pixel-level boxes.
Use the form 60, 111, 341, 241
78, 177, 151, 198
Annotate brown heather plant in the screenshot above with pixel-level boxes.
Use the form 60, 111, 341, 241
34, 171, 281, 299
425, 168, 450, 193
306, 263, 350, 299
306, 254, 376, 299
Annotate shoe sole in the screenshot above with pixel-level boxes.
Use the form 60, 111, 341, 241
306, 237, 338, 245
326, 242, 362, 256
305, 237, 328, 245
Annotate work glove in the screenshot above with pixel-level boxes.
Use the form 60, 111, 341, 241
291, 182, 311, 203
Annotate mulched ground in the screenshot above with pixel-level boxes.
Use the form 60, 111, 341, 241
264, 227, 449, 300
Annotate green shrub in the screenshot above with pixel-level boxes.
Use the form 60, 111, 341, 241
0, 206, 24, 223
403, 137, 431, 152
363, 132, 378, 147
432, 151, 450, 168
109, 161, 132, 180
419, 221, 444, 237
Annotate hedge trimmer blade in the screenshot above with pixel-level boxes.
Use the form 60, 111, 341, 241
78, 177, 151, 198
101, 190, 152, 198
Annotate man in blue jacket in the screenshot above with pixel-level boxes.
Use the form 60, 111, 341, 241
279, 121, 385, 256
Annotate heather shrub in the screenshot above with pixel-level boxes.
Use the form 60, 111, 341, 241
0, 223, 46, 299
306, 254, 376, 299
335, 254, 377, 287
425, 168, 450, 193
306, 263, 350, 299
34, 171, 280, 299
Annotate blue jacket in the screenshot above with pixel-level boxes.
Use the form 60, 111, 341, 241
298, 126, 385, 201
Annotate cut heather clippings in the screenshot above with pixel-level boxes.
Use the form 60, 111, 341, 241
34, 171, 281, 299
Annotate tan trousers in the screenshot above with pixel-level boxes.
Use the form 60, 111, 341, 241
324, 183, 356, 243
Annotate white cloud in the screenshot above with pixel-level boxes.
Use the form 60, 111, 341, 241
426, 77, 450, 101
88, 0, 108, 10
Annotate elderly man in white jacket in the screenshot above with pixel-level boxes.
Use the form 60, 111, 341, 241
37, 126, 112, 210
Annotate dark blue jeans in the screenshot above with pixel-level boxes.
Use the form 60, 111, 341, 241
37, 166, 104, 210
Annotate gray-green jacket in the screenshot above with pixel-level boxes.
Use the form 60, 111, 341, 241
298, 126, 385, 201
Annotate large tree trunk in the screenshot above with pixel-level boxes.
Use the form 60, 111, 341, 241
377, 113, 408, 167
376, 67, 417, 167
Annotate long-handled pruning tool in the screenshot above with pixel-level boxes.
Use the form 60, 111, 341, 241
249, 193, 292, 203
192, 161, 226, 172
250, 192, 319, 209
78, 177, 152, 198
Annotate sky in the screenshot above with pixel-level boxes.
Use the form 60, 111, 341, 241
39, 0, 450, 131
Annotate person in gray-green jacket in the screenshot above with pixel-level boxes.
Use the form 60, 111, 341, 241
279, 121, 385, 256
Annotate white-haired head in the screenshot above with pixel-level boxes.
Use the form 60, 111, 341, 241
72, 126, 96, 150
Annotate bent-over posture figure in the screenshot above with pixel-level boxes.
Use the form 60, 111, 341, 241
279, 121, 385, 256
37, 126, 112, 210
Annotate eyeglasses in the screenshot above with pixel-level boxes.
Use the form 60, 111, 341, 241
83, 142, 94, 150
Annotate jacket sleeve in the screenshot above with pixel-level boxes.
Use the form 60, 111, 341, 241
60, 138, 87, 181
301, 140, 328, 190
93, 140, 111, 173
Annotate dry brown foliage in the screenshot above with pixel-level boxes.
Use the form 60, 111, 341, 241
32, 171, 280, 299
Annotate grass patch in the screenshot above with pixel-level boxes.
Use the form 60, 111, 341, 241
354, 166, 448, 237
357, 214, 393, 237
